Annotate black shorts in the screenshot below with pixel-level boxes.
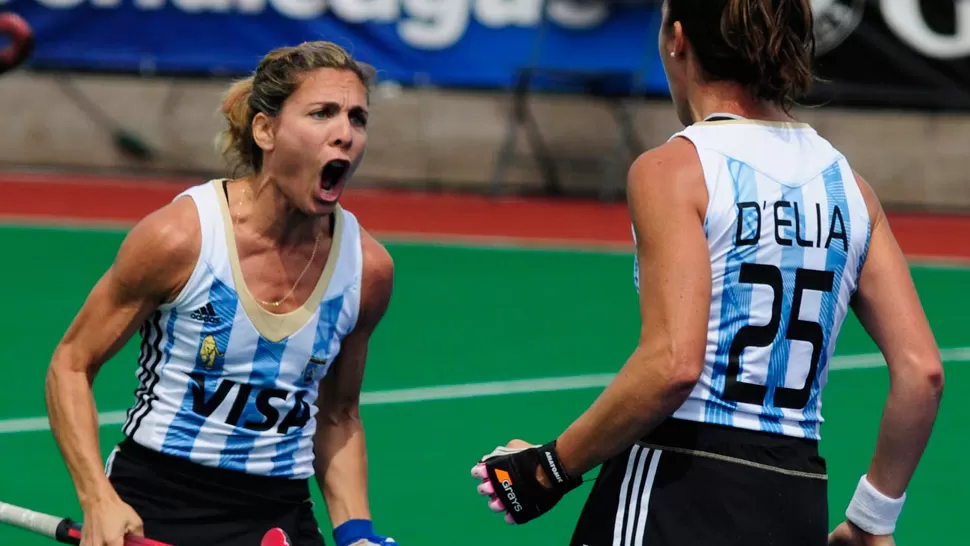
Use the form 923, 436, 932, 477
106, 437, 326, 546
569, 419, 828, 546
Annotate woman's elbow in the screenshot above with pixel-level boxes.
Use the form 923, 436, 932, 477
923, 360, 945, 401
44, 346, 76, 409
671, 368, 703, 397
632, 337, 704, 400
45, 346, 70, 389
892, 355, 945, 403
46, 343, 96, 388
668, 349, 704, 396
319, 397, 362, 427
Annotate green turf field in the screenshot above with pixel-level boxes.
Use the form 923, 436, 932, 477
0, 225, 965, 545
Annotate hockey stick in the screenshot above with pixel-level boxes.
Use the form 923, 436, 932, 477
0, 501, 172, 545
1, 500, 295, 546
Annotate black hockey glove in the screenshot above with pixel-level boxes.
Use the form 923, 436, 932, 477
471, 441, 583, 525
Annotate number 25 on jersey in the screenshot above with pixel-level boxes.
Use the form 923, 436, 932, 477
724, 263, 835, 411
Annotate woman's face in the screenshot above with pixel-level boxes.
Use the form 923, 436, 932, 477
255, 67, 370, 216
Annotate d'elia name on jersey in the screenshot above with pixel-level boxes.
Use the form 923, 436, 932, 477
734, 199, 848, 252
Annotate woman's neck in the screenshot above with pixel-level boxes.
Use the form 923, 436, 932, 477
234, 175, 327, 247
687, 81, 796, 125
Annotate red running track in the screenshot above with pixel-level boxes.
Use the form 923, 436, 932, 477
0, 171, 966, 260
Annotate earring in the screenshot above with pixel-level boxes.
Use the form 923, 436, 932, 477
669, 51, 676, 57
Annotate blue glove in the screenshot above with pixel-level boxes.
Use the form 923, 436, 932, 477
333, 520, 397, 546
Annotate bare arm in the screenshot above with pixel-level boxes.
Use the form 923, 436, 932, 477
849, 173, 944, 499
555, 139, 711, 477
44, 198, 199, 509
313, 230, 394, 528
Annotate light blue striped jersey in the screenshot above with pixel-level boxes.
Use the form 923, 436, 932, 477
121, 179, 363, 479
634, 117, 871, 440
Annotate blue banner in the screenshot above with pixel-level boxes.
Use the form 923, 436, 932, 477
6, 0, 671, 93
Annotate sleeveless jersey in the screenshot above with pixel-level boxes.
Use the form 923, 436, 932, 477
634, 116, 871, 440
120, 179, 363, 479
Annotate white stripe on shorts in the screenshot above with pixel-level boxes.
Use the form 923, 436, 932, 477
612, 445, 663, 546
634, 449, 662, 544
613, 445, 644, 546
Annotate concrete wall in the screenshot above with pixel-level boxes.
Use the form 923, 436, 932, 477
1, 72, 968, 210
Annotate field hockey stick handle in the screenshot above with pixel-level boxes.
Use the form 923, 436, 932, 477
57, 520, 173, 546
54, 519, 82, 545
0, 501, 67, 540
0, 501, 171, 546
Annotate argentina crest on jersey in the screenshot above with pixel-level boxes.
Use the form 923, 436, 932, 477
199, 335, 225, 370
301, 355, 330, 385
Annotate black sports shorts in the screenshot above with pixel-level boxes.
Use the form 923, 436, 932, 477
106, 437, 326, 546
569, 418, 828, 546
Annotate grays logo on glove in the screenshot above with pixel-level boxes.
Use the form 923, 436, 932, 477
471, 440, 582, 525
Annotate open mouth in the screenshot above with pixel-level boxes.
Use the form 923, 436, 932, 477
318, 159, 350, 202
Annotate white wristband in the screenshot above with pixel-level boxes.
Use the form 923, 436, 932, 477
845, 474, 906, 535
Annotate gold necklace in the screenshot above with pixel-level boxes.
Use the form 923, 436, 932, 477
254, 227, 323, 308
233, 184, 326, 309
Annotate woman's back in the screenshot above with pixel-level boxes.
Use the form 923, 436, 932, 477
648, 115, 871, 440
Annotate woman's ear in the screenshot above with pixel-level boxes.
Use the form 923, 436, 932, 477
251, 111, 276, 153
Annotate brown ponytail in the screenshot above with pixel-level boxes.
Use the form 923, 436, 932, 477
218, 76, 256, 176
669, 0, 815, 110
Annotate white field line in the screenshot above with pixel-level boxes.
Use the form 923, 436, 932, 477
1, 347, 968, 435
